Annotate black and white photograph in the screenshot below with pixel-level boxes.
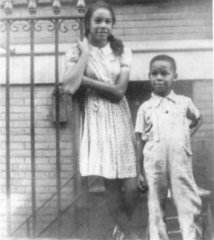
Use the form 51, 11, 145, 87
0, 0, 213, 240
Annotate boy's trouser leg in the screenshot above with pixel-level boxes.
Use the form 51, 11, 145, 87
169, 143, 202, 240
144, 142, 169, 240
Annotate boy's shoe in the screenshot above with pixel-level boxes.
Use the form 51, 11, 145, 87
112, 225, 125, 240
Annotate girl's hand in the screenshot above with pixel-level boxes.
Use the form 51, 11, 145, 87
137, 173, 148, 194
76, 37, 89, 55
63, 83, 73, 94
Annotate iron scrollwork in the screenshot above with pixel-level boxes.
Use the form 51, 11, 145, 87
0, 20, 7, 32
47, 20, 56, 32
33, 19, 55, 32
22, 21, 31, 32
10, 20, 19, 32
11, 20, 30, 32
34, 20, 43, 32
0, 18, 82, 34
71, 19, 80, 32
0, 19, 30, 33
58, 19, 81, 33
59, 19, 68, 33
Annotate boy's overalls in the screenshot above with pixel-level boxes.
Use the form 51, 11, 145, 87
136, 91, 202, 240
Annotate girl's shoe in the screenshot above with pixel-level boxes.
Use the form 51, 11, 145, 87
112, 225, 125, 240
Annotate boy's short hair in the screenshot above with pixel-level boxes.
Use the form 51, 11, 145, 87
150, 54, 177, 72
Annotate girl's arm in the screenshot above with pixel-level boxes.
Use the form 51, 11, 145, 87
136, 133, 148, 193
62, 38, 90, 94
190, 114, 203, 137
81, 67, 130, 102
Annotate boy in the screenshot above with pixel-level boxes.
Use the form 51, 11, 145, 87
135, 55, 203, 240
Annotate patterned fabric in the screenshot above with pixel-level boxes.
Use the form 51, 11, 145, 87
65, 43, 137, 179
135, 91, 202, 240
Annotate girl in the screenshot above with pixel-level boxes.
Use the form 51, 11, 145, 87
63, 2, 140, 239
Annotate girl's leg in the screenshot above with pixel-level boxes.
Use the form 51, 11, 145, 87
122, 177, 139, 220
103, 177, 139, 239
121, 177, 140, 239
103, 178, 128, 232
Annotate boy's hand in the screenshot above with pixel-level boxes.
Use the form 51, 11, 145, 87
137, 173, 148, 194
190, 115, 203, 137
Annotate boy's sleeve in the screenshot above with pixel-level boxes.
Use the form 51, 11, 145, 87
135, 106, 145, 134
186, 98, 200, 121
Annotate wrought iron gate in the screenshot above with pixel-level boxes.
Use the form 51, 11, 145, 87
0, 0, 89, 238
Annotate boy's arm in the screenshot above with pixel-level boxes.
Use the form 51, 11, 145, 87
190, 114, 203, 137
186, 98, 203, 137
136, 133, 148, 193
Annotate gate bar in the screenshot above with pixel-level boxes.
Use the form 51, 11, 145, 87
79, 17, 89, 239
54, 18, 62, 238
6, 19, 11, 237
30, 19, 37, 237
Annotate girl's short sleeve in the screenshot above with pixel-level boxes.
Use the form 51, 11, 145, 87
63, 46, 80, 94
64, 46, 80, 67
135, 105, 145, 134
120, 47, 133, 69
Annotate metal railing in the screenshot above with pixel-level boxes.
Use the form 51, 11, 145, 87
0, 1, 87, 238
10, 171, 79, 237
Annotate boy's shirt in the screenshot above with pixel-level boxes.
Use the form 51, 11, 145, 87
135, 90, 200, 143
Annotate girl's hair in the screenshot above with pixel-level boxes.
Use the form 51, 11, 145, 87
84, 1, 124, 56
150, 54, 177, 72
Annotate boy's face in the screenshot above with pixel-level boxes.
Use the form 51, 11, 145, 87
149, 60, 177, 97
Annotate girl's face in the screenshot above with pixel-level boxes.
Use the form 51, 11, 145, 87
88, 8, 113, 47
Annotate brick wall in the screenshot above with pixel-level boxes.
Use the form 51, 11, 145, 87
114, 1, 212, 42
193, 80, 213, 141
191, 80, 214, 190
